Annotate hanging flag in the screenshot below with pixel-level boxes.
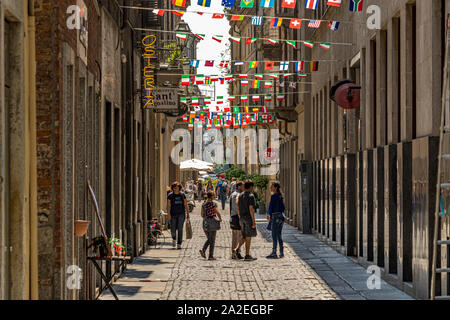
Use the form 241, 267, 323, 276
265, 61, 274, 70
180, 97, 187, 104
232, 106, 240, 113
195, 74, 205, 84
319, 42, 331, 50
230, 36, 241, 44
182, 113, 188, 122
269, 74, 278, 79
289, 82, 297, 88
229, 96, 236, 102
349, 0, 364, 12
190, 60, 200, 68
204, 77, 212, 85
239, 74, 248, 78
327, 0, 341, 7
176, 33, 187, 40
261, 106, 268, 113
252, 80, 260, 89
241, 79, 249, 86
212, 13, 225, 19
264, 81, 272, 88
311, 61, 319, 71
298, 73, 307, 78
204, 97, 212, 105
222, 0, 236, 6
328, 21, 340, 31
241, 95, 248, 102
192, 97, 199, 106
210, 75, 219, 82
153, 9, 165, 16
266, 39, 277, 45
280, 61, 289, 71
264, 94, 272, 102
181, 75, 190, 85
235, 61, 244, 66
172, 0, 186, 7
205, 60, 215, 67
271, 17, 283, 27
216, 96, 224, 104
260, 0, 275, 8
198, 0, 211, 7
278, 81, 285, 87
224, 74, 234, 80
212, 35, 223, 43
240, 0, 254, 8
206, 119, 212, 130
305, 0, 319, 10
219, 61, 229, 68
277, 94, 285, 101
289, 19, 302, 29
246, 38, 258, 45
308, 20, 322, 28
251, 16, 263, 26
173, 11, 185, 17
282, 0, 296, 9
294, 61, 304, 72
255, 74, 264, 80
286, 40, 297, 49
231, 15, 244, 21
249, 61, 259, 68
283, 73, 294, 78
303, 41, 314, 48
195, 34, 205, 40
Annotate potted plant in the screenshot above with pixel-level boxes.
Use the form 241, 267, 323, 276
74, 220, 90, 237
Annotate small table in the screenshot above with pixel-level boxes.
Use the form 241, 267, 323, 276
87, 256, 132, 300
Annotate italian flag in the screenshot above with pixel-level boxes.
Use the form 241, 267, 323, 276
277, 94, 285, 101
286, 40, 297, 49
181, 75, 190, 86
264, 81, 272, 88
269, 74, 278, 79
267, 39, 277, 45
228, 96, 236, 101
255, 74, 264, 80
204, 97, 211, 104
194, 75, 205, 84
319, 42, 331, 50
264, 95, 272, 102
195, 34, 205, 40
303, 41, 314, 48
241, 95, 248, 102
210, 75, 219, 82
191, 97, 199, 106
212, 35, 223, 43
246, 38, 258, 45
176, 33, 187, 40
216, 96, 224, 104
252, 95, 260, 102
298, 73, 307, 78
283, 73, 294, 78
239, 74, 248, 78
180, 97, 187, 104
230, 36, 241, 44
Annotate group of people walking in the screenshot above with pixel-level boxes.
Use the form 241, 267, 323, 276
166, 178, 286, 261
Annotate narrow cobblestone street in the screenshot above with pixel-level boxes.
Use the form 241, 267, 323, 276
100, 201, 412, 300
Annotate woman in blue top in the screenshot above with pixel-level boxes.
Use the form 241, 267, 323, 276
266, 182, 286, 259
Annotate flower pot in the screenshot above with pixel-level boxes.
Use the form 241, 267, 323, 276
74, 220, 90, 237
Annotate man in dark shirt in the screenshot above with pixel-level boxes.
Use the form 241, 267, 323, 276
233, 180, 257, 261
167, 181, 190, 249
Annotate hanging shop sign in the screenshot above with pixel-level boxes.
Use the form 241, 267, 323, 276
153, 87, 179, 112
142, 34, 158, 109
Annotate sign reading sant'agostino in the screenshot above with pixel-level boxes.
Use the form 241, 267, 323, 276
142, 34, 157, 109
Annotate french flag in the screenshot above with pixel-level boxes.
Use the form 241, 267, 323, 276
328, 21, 340, 31
305, 0, 319, 10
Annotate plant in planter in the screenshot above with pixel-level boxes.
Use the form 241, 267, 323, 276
87, 236, 109, 258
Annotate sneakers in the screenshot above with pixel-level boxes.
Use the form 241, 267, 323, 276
266, 252, 278, 259
172, 240, 176, 248
208, 257, 217, 261
244, 255, 257, 261
199, 249, 206, 258
177, 244, 182, 250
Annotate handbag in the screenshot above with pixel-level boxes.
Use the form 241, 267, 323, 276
203, 216, 221, 231
185, 218, 193, 239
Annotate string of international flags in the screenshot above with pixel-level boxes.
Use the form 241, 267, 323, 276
168, 0, 363, 12
180, 91, 305, 105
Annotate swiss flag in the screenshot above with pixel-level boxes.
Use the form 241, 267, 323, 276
282, 0, 296, 8
289, 19, 302, 29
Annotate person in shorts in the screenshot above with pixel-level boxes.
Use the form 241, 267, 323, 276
233, 180, 257, 261
230, 181, 244, 259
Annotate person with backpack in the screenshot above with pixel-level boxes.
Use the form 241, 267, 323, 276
199, 192, 222, 260
215, 178, 228, 210
167, 181, 190, 249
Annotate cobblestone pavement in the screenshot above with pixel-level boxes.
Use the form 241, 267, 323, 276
100, 200, 412, 300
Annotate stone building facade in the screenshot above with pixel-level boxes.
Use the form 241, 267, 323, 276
279, 0, 450, 299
